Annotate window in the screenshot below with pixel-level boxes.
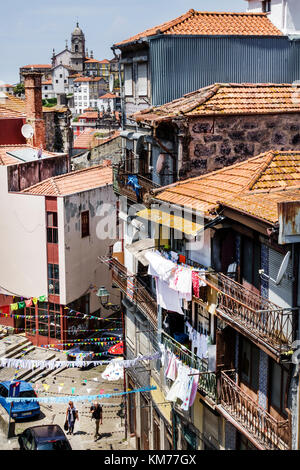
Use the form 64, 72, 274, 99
137, 63, 148, 97
56, 80, 58, 84
240, 337, 259, 392
81, 211, 90, 237
262, 1, 271, 13
47, 212, 58, 244
241, 236, 260, 290
269, 360, 288, 415
48, 263, 60, 295
25, 304, 36, 336
49, 303, 61, 339
60, 74, 62, 78
45, 86, 48, 90
124, 64, 133, 96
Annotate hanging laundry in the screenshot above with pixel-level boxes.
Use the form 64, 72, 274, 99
192, 271, 200, 297
198, 270, 207, 287
145, 251, 177, 282
166, 363, 190, 403
101, 360, 124, 381
165, 353, 178, 381
180, 372, 194, 411
189, 369, 199, 407
155, 278, 183, 315
169, 267, 192, 301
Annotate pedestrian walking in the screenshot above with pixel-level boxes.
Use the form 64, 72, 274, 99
90, 402, 103, 441
66, 401, 79, 435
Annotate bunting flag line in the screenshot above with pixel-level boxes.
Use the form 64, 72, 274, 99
0, 326, 122, 334
0, 352, 161, 370
41, 338, 122, 348
5, 386, 157, 404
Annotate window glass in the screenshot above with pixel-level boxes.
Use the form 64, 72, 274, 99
81, 211, 90, 238
271, 361, 282, 410
241, 339, 251, 383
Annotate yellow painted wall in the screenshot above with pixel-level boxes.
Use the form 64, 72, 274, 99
150, 376, 172, 425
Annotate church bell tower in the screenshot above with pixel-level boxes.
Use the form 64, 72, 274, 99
71, 22, 86, 73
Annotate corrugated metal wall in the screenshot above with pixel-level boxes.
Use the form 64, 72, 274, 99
150, 36, 300, 106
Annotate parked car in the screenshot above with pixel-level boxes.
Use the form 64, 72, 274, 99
18, 425, 72, 450
0, 381, 40, 420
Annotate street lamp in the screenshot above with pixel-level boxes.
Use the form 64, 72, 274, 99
96, 286, 110, 306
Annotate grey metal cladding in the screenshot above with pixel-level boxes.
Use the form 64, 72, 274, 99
149, 36, 300, 106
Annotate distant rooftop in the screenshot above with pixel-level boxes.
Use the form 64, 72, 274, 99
0, 145, 62, 166
22, 164, 113, 196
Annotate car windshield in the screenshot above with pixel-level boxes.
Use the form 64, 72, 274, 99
37, 440, 70, 450
19, 390, 36, 398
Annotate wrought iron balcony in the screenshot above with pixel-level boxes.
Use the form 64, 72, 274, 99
113, 164, 160, 203
198, 272, 294, 359
162, 331, 217, 402
217, 370, 291, 450
109, 256, 158, 327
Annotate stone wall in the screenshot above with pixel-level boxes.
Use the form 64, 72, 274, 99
71, 136, 122, 170
44, 110, 73, 155
183, 113, 300, 178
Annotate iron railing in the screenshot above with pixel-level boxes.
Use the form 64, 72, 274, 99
162, 331, 217, 401
110, 257, 158, 327
218, 370, 291, 450
198, 272, 294, 356
113, 165, 160, 203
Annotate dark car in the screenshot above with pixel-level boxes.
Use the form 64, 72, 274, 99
18, 425, 72, 450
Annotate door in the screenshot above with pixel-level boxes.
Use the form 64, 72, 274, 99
140, 395, 150, 450
216, 325, 236, 373
241, 236, 261, 295
239, 336, 260, 402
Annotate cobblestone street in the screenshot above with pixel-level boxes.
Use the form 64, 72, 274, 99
0, 362, 133, 451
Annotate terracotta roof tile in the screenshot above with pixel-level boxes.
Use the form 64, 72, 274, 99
133, 83, 300, 123
0, 145, 59, 166
21, 164, 113, 196
115, 10, 282, 47
155, 151, 300, 223
21, 64, 52, 69
73, 129, 120, 149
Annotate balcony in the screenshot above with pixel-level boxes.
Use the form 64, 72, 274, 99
217, 370, 291, 450
109, 256, 158, 327
198, 272, 294, 360
162, 331, 217, 403
113, 165, 160, 203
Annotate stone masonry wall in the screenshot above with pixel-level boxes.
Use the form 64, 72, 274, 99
184, 113, 300, 178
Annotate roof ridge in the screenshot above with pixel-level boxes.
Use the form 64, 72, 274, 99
245, 151, 278, 191
50, 178, 61, 196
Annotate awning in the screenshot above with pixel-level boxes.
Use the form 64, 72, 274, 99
125, 238, 156, 266
136, 209, 204, 237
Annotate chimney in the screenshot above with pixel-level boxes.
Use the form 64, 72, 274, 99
23, 71, 46, 149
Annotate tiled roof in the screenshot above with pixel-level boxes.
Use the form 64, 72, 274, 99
42, 80, 52, 85
74, 77, 104, 83
21, 64, 52, 69
73, 129, 120, 149
21, 164, 113, 196
0, 145, 59, 166
133, 83, 300, 123
0, 107, 24, 119
78, 112, 100, 119
114, 10, 282, 47
0, 93, 26, 116
85, 59, 102, 63
154, 151, 300, 223
99, 93, 116, 99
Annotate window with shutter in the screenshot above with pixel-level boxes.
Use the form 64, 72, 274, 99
137, 63, 147, 97
124, 65, 133, 96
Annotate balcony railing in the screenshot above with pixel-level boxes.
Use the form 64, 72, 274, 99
113, 165, 160, 203
162, 331, 217, 402
218, 370, 291, 450
198, 272, 294, 357
109, 257, 158, 327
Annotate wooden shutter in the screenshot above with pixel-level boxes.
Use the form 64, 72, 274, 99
137, 63, 147, 96
124, 65, 133, 96
216, 326, 236, 373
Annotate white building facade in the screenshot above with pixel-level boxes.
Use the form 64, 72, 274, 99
247, 0, 300, 34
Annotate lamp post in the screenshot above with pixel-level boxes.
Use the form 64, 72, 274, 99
96, 286, 110, 306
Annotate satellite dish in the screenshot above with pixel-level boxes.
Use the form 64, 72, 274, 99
276, 251, 291, 285
109, 74, 114, 93
259, 250, 291, 285
21, 124, 34, 139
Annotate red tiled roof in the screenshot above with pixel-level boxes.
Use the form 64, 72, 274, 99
133, 83, 300, 123
115, 10, 282, 47
21, 64, 52, 69
73, 129, 120, 149
85, 59, 102, 64
21, 164, 113, 196
74, 77, 104, 83
99, 93, 116, 99
42, 80, 52, 85
0, 94, 26, 116
155, 151, 300, 223
78, 112, 100, 120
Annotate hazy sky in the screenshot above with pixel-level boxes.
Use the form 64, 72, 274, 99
0, 0, 245, 84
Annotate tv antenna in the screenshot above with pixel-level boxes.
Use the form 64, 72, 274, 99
259, 251, 291, 285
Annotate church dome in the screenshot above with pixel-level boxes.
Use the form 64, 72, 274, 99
72, 22, 83, 36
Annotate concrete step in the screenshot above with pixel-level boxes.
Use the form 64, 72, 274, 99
16, 353, 57, 382
4, 343, 34, 360
0, 336, 31, 356
31, 365, 69, 384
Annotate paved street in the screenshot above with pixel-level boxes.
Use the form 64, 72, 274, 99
0, 363, 133, 451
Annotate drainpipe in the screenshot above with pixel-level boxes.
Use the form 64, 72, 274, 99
177, 132, 184, 181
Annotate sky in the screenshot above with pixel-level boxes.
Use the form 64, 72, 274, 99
0, 0, 245, 85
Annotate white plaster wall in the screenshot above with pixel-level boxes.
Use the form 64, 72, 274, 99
60, 185, 118, 312
187, 228, 212, 268
0, 167, 48, 298
54, 50, 72, 68
52, 65, 70, 95
97, 98, 115, 112
247, 0, 300, 34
